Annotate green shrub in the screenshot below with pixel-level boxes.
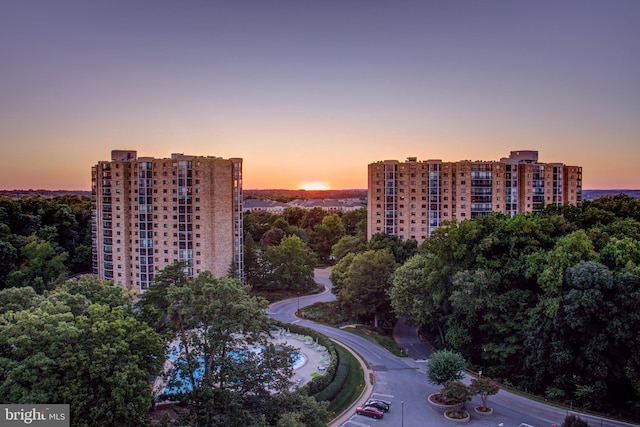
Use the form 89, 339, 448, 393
274, 321, 338, 396
312, 348, 349, 402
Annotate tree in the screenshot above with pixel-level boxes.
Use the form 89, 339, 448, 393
262, 393, 329, 427
282, 207, 307, 229
440, 380, 473, 416
368, 233, 417, 264
243, 236, 263, 288
0, 239, 18, 286
309, 214, 345, 262
529, 230, 598, 317
163, 271, 301, 426
0, 281, 163, 427
561, 414, 590, 427
135, 261, 189, 336
0, 302, 75, 404
389, 254, 449, 345
56, 275, 132, 308
301, 207, 329, 230
244, 211, 279, 244
337, 249, 397, 328
61, 304, 164, 427
0, 286, 41, 314
599, 237, 640, 273
0, 196, 92, 278
262, 227, 286, 248
341, 207, 367, 237
470, 376, 500, 410
426, 350, 467, 386
5, 237, 68, 292
329, 252, 355, 297
524, 261, 640, 412
260, 235, 317, 292
331, 235, 365, 261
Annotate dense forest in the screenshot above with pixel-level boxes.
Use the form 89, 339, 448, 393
386, 195, 640, 421
0, 195, 93, 292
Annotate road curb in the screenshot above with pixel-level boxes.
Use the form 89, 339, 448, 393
327, 339, 375, 427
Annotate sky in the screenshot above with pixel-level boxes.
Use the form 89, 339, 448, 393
1, 0, 639, 191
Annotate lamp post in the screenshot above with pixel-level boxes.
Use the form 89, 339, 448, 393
297, 292, 300, 315
482, 347, 486, 375
401, 400, 404, 427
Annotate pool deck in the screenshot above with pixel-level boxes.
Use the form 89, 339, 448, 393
271, 331, 332, 388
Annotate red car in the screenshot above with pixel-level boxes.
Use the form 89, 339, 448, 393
356, 406, 384, 419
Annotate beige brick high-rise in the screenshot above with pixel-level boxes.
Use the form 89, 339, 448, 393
92, 150, 243, 292
367, 150, 582, 241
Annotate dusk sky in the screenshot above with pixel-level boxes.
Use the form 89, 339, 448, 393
1, 0, 639, 190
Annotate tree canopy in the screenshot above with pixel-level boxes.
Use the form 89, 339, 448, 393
388, 197, 640, 420
0, 195, 92, 290
260, 235, 317, 292
137, 264, 328, 427
0, 276, 164, 427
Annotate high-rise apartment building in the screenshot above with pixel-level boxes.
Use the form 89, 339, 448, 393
367, 150, 582, 241
92, 150, 243, 292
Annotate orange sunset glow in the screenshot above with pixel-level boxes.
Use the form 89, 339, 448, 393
300, 181, 330, 191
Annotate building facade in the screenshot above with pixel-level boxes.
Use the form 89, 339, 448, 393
92, 150, 243, 292
367, 150, 582, 241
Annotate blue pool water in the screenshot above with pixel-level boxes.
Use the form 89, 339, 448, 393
163, 347, 306, 394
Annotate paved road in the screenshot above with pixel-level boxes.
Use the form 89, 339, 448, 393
268, 267, 639, 427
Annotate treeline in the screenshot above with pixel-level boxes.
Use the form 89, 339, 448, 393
0, 277, 165, 426
334, 194, 639, 421
0, 190, 91, 198
0, 195, 93, 292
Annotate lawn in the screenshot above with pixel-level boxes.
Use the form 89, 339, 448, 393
299, 301, 406, 357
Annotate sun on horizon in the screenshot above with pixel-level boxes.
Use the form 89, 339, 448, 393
300, 181, 330, 191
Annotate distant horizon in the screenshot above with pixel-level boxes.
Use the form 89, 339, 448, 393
2, 187, 639, 193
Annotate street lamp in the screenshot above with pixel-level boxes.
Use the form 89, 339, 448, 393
482, 347, 487, 375
401, 400, 404, 427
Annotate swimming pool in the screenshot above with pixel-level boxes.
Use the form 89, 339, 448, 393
162, 346, 307, 395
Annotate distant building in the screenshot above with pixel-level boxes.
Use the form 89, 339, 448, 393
92, 150, 243, 292
243, 198, 364, 214
243, 199, 290, 214
287, 198, 364, 212
367, 150, 582, 241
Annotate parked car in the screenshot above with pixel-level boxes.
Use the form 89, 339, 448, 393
365, 399, 390, 412
356, 406, 384, 419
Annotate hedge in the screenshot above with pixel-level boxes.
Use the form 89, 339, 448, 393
272, 321, 338, 396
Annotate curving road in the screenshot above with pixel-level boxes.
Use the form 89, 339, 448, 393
268, 267, 639, 427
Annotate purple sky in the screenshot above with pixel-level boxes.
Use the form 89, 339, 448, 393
1, 0, 639, 190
